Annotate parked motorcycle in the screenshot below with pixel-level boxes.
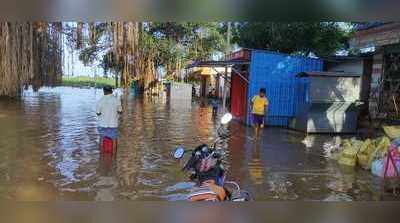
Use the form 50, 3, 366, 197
173, 113, 251, 201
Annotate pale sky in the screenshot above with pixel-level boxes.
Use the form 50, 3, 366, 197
63, 48, 102, 77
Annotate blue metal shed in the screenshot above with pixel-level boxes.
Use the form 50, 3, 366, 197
246, 50, 323, 126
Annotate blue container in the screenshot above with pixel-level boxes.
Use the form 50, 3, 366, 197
246, 50, 323, 126
267, 116, 290, 127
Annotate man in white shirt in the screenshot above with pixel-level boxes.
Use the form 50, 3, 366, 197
96, 86, 122, 153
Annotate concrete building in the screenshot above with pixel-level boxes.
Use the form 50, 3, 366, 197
323, 55, 373, 113
349, 22, 400, 119
290, 71, 362, 133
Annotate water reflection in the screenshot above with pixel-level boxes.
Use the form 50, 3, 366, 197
0, 87, 398, 201
248, 141, 265, 185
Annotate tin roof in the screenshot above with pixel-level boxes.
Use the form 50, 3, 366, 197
354, 22, 389, 31
186, 59, 250, 69
322, 54, 373, 62
297, 71, 362, 78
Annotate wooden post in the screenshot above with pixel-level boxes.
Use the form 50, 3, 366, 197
222, 66, 228, 112
222, 22, 231, 112
215, 73, 220, 98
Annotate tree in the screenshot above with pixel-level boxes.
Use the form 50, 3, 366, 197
148, 22, 226, 78
100, 50, 124, 77
71, 22, 226, 86
233, 22, 350, 57
74, 23, 110, 66
0, 22, 63, 97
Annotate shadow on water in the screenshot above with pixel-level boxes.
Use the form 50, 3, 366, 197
0, 87, 397, 201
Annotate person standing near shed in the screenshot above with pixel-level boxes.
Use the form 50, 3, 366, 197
251, 88, 269, 138
96, 86, 122, 154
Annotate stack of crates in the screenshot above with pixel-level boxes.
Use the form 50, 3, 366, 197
246, 50, 322, 127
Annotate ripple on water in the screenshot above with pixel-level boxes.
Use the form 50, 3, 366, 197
0, 87, 396, 201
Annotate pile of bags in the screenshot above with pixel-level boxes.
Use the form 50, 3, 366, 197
383, 126, 400, 139
371, 138, 400, 177
337, 139, 361, 167
334, 137, 400, 178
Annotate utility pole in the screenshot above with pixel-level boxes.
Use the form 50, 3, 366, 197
222, 22, 231, 112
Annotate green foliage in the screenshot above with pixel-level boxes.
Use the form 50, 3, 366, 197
186, 23, 226, 60
100, 50, 124, 74
72, 22, 353, 81
148, 22, 226, 71
62, 76, 115, 88
67, 22, 111, 66
79, 46, 101, 66
74, 22, 226, 79
233, 22, 351, 57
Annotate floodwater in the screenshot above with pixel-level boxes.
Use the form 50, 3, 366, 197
0, 87, 396, 201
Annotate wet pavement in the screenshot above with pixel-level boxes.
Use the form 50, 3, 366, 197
0, 87, 398, 201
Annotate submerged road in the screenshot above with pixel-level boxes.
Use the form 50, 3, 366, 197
0, 87, 396, 201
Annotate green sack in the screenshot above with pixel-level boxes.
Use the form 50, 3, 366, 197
369, 137, 390, 165
383, 125, 400, 139
356, 139, 374, 169
338, 140, 359, 167
338, 156, 357, 166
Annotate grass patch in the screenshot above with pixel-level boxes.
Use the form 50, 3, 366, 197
62, 76, 116, 88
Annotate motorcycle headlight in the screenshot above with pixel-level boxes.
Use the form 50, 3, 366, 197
201, 146, 209, 153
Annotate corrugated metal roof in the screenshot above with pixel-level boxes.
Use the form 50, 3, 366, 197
322, 54, 373, 62
355, 22, 389, 31
297, 71, 362, 78
186, 59, 250, 69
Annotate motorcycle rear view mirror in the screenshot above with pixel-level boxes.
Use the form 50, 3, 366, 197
220, 113, 233, 125
174, 147, 185, 159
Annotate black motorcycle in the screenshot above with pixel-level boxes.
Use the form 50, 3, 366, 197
173, 113, 251, 201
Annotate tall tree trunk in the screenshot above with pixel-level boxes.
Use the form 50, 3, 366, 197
0, 22, 62, 97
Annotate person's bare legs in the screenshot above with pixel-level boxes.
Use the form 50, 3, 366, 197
100, 146, 105, 161
259, 123, 264, 137
112, 139, 118, 158
254, 125, 259, 138
100, 137, 104, 152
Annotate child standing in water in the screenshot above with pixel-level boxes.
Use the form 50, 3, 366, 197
251, 88, 269, 138
96, 86, 122, 154
210, 95, 219, 117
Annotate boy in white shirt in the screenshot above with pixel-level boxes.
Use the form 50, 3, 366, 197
96, 86, 122, 153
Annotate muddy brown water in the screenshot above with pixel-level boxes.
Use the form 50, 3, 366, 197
0, 87, 394, 201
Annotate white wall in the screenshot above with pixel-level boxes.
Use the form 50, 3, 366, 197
310, 77, 361, 102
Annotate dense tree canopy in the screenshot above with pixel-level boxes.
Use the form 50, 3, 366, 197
74, 22, 227, 81
232, 22, 351, 57
0, 22, 353, 96
73, 22, 352, 87
147, 22, 226, 75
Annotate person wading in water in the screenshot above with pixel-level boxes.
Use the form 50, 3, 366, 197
250, 88, 269, 138
96, 86, 122, 154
